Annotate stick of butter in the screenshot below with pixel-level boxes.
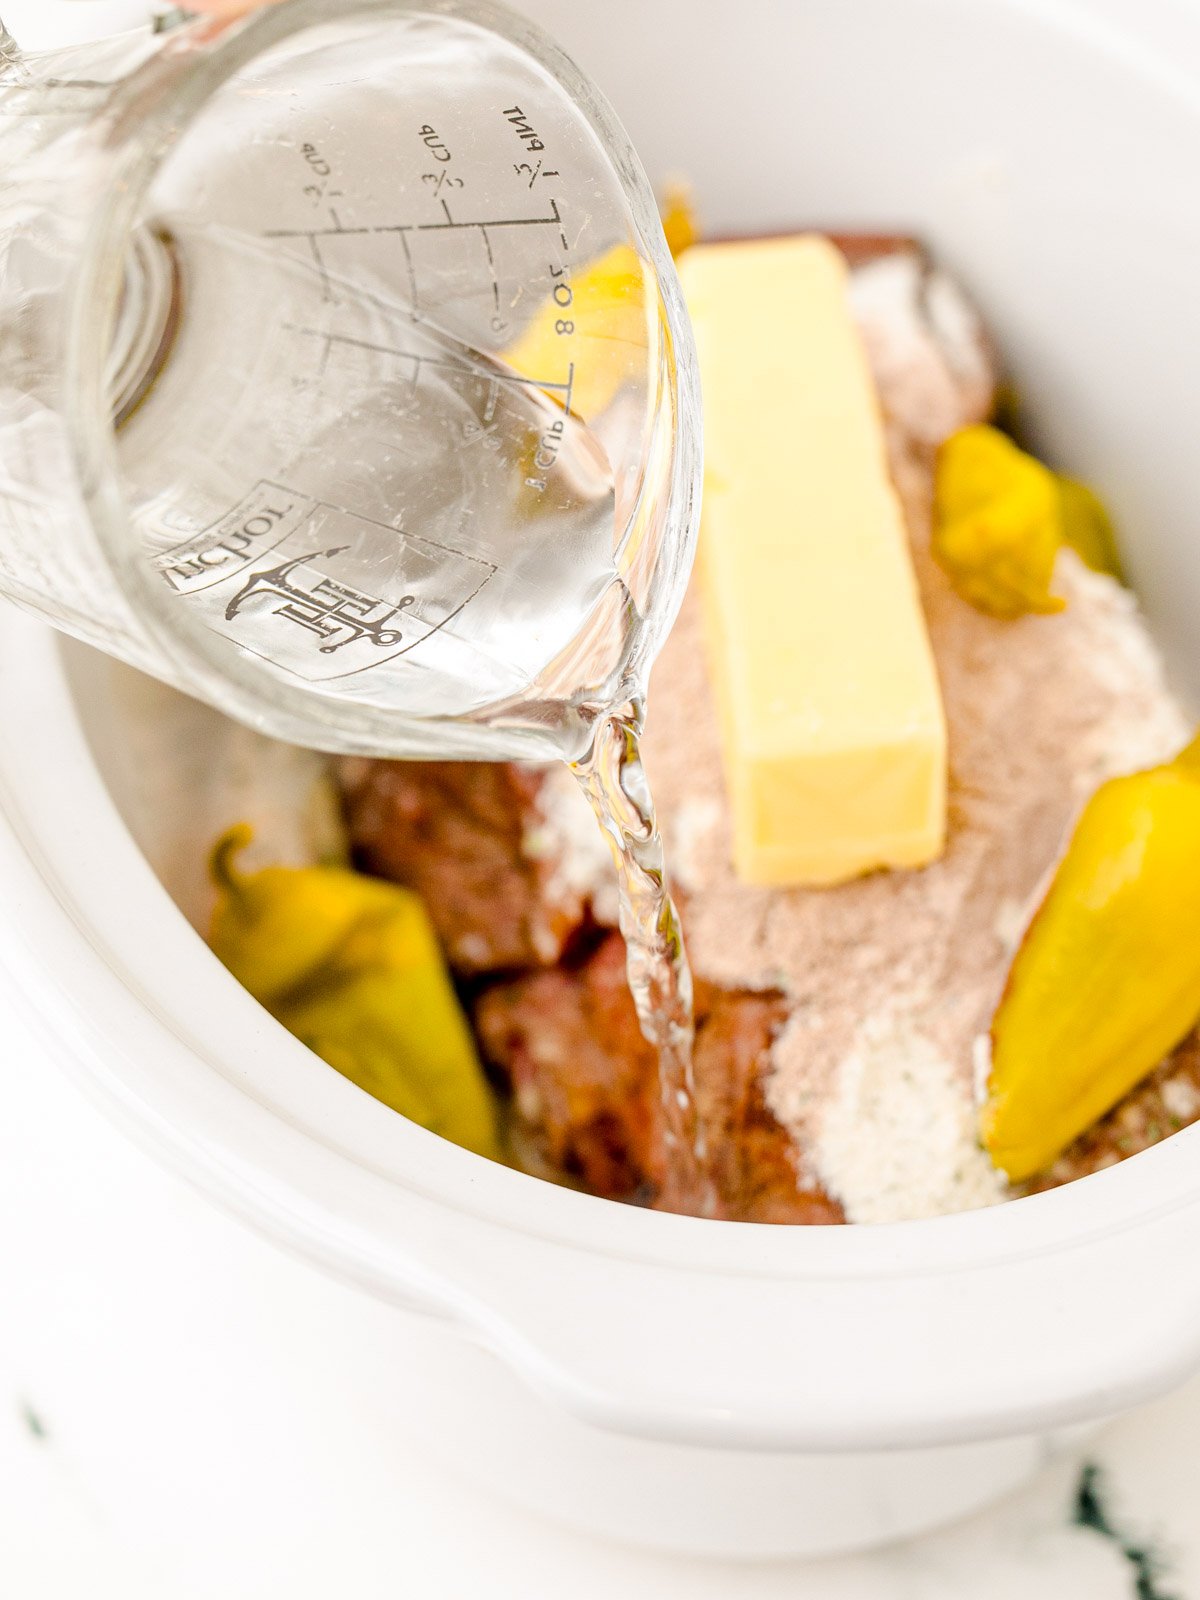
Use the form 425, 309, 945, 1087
677, 236, 947, 886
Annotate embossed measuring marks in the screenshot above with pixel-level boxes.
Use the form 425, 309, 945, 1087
280, 321, 577, 421
259, 202, 581, 456
264, 196, 569, 334
262, 175, 575, 395
138, 106, 602, 690
248, 102, 585, 453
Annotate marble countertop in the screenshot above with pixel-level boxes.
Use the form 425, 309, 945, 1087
1, 1357, 1196, 1599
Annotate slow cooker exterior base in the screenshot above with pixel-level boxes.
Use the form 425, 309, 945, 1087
1, 991, 1103, 1559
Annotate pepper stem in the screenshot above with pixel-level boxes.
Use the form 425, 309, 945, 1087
209, 823, 255, 895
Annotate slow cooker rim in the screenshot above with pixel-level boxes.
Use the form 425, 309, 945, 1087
10, 0, 1200, 1449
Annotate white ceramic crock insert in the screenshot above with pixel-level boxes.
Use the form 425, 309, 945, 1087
3, 0, 1200, 1561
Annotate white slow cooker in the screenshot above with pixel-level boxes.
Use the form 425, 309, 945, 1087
3, 0, 1200, 1561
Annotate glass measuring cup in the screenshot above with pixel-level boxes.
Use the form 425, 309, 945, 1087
0, 0, 700, 762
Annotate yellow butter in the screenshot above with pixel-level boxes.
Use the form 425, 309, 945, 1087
677, 236, 947, 885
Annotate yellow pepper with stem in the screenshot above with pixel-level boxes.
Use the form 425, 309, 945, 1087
209, 826, 500, 1161
933, 424, 1122, 618
983, 733, 1200, 1180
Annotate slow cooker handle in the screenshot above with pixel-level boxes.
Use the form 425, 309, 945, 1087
409, 1177, 1200, 1453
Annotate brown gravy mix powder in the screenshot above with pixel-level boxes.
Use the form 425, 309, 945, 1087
640, 364, 1189, 1224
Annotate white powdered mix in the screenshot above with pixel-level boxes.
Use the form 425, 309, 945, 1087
812, 1011, 1008, 1223
847, 250, 995, 453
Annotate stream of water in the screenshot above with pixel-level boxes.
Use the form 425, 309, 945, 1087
574, 704, 715, 1217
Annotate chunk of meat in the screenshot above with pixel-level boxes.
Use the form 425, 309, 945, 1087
474, 932, 843, 1224
697, 988, 843, 1225
477, 934, 660, 1199
337, 758, 586, 975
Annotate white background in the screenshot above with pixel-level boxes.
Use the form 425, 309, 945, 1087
4, 0, 1200, 1595
6, 1356, 1200, 1599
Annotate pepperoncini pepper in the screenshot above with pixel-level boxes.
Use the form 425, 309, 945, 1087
933, 424, 1122, 618
209, 825, 501, 1162
982, 733, 1200, 1180
660, 181, 700, 258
